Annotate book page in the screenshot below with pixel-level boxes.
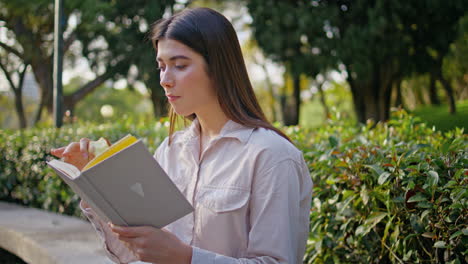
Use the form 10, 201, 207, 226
48, 159, 81, 179
83, 134, 137, 171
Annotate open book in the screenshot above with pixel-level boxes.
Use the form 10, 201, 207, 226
47, 135, 193, 228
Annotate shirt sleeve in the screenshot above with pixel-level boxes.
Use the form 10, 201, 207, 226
191, 159, 312, 264
79, 200, 138, 264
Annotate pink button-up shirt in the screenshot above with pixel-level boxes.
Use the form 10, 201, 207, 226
81, 119, 313, 264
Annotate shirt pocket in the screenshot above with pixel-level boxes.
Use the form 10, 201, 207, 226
195, 186, 250, 254
197, 186, 250, 213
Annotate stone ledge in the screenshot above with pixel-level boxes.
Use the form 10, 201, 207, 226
0, 201, 113, 264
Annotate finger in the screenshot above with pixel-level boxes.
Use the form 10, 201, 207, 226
109, 223, 153, 238
116, 234, 136, 244
79, 138, 91, 160
62, 142, 80, 157
50, 147, 66, 158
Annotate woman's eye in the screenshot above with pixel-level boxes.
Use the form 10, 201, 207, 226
175, 65, 186, 69
157, 66, 165, 71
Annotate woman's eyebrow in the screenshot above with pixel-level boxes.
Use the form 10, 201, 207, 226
156, 55, 191, 62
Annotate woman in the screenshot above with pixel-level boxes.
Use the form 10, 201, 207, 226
51, 7, 312, 264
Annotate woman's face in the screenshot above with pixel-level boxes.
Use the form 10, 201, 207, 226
157, 38, 217, 117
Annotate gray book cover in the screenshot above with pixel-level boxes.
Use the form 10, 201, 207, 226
47, 140, 193, 228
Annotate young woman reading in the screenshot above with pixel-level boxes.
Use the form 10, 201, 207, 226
51, 7, 312, 264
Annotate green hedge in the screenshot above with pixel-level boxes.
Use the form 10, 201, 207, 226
0, 116, 167, 216
0, 110, 466, 263
296, 110, 467, 264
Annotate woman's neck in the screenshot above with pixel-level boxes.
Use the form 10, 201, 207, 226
197, 111, 229, 139
197, 113, 229, 139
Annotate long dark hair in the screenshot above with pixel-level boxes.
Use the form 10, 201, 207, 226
150, 7, 291, 144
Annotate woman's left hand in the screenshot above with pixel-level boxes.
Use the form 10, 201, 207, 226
109, 223, 192, 264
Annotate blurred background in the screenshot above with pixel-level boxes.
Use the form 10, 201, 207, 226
0, 0, 467, 131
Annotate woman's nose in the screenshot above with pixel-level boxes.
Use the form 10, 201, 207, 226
160, 71, 174, 88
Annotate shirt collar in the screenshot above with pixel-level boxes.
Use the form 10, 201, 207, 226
173, 118, 255, 145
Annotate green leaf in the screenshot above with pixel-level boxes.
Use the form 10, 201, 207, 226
355, 225, 366, 236
365, 164, 384, 177
361, 188, 369, 205
462, 228, 468, 236
444, 177, 457, 188
421, 209, 431, 220
453, 169, 463, 180
417, 201, 432, 208
378, 172, 391, 185
422, 232, 435, 238
434, 241, 447, 248
328, 136, 338, 148
428, 171, 439, 186
446, 259, 461, 264
441, 139, 452, 154
408, 193, 427, 203
365, 212, 388, 226
450, 231, 463, 240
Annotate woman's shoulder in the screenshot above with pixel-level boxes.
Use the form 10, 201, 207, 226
248, 127, 311, 188
249, 127, 303, 164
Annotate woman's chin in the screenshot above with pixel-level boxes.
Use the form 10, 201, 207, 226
172, 108, 193, 117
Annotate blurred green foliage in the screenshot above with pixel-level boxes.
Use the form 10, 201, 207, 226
300, 81, 354, 129
247, 0, 467, 123
0, 109, 466, 263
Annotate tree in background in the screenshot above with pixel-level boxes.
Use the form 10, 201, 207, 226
248, 0, 467, 124
443, 14, 468, 101
247, 0, 337, 125
400, 1, 466, 114
0, 0, 180, 126
0, 44, 28, 128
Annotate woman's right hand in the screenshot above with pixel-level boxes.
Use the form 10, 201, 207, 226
50, 138, 94, 171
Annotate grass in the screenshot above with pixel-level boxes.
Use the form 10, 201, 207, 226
300, 98, 468, 133
412, 100, 468, 132
299, 98, 355, 129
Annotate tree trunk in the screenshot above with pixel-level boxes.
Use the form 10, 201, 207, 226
13, 89, 26, 129
379, 69, 394, 121
14, 65, 28, 129
31, 57, 53, 124
317, 82, 330, 119
347, 65, 394, 123
394, 78, 404, 108
0, 60, 28, 128
429, 73, 441, 105
438, 72, 456, 114
261, 64, 278, 122
282, 74, 301, 126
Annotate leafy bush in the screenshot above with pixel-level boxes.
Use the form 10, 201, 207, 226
296, 109, 467, 264
0, 116, 167, 217
0, 110, 466, 263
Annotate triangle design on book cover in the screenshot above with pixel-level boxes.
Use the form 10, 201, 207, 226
130, 182, 145, 197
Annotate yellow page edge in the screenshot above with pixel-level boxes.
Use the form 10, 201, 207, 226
83, 134, 137, 171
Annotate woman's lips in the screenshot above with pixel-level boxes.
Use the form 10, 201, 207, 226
166, 95, 181, 102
